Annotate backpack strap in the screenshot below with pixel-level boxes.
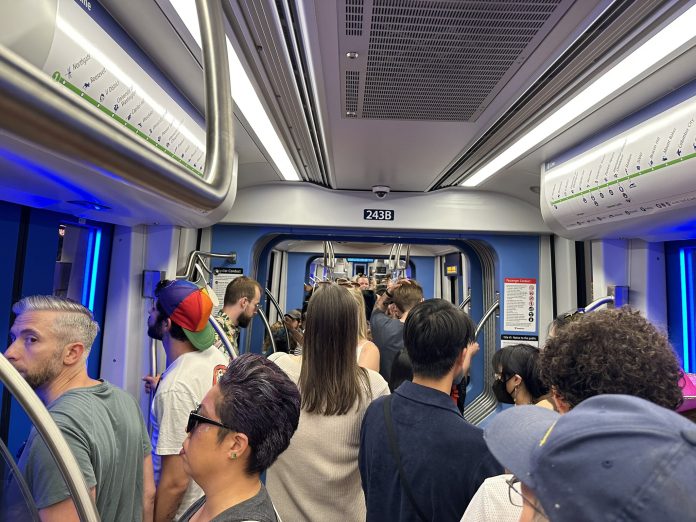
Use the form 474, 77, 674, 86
383, 396, 429, 522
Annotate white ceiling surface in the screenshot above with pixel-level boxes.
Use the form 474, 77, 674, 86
301, 0, 609, 196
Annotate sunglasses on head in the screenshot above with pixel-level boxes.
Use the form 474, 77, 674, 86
186, 404, 234, 434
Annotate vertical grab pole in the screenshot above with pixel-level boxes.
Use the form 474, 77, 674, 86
257, 308, 276, 353
148, 337, 158, 436
474, 299, 500, 340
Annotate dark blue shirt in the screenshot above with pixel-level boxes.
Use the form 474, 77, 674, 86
370, 308, 404, 380
359, 381, 503, 522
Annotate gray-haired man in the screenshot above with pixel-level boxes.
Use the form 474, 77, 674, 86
6, 296, 154, 522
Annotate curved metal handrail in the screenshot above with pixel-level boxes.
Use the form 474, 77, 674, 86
582, 295, 614, 312
181, 251, 237, 281
387, 244, 396, 270
196, 0, 235, 195
208, 315, 236, 359
264, 288, 291, 352
0, 0, 234, 212
256, 308, 276, 354
458, 294, 472, 310
0, 354, 99, 522
0, 436, 40, 519
474, 299, 500, 339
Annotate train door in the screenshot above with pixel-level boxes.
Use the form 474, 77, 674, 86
0, 201, 112, 457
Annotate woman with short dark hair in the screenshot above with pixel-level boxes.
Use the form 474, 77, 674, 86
178, 354, 300, 522
267, 283, 389, 521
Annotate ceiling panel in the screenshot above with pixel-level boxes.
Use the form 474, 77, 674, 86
306, 0, 609, 193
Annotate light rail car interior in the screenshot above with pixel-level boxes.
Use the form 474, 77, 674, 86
1, 0, 696, 519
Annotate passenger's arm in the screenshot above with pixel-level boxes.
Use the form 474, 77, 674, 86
142, 454, 156, 522
154, 454, 191, 522
358, 341, 380, 372
373, 291, 390, 313
39, 487, 96, 522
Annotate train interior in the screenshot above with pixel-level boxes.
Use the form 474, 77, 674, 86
1, 0, 696, 516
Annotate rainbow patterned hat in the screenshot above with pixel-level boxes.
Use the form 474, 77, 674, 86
157, 280, 215, 350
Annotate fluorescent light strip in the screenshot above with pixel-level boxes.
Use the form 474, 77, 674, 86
463, 4, 696, 187
88, 228, 102, 312
82, 228, 95, 307
680, 249, 691, 372
169, 1, 300, 181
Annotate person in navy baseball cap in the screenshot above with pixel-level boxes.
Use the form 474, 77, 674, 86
483, 394, 696, 521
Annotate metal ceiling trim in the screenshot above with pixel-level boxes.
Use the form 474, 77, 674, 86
278, 0, 332, 187
429, 0, 675, 190
225, 0, 330, 186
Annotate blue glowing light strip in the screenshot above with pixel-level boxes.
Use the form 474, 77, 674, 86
82, 229, 95, 307
88, 228, 102, 312
679, 248, 692, 372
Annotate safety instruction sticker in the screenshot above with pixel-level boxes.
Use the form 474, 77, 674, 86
501, 334, 539, 348
211, 268, 243, 315
503, 278, 537, 332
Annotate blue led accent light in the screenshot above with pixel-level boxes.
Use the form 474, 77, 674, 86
679, 248, 694, 372
82, 228, 95, 307
88, 228, 102, 312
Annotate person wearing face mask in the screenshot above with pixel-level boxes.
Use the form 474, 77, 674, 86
490, 344, 553, 409
461, 344, 551, 522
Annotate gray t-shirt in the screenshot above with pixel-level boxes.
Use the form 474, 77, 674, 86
18, 381, 150, 521
179, 484, 278, 522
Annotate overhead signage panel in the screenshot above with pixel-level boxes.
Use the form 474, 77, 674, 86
541, 94, 696, 235
42, 0, 206, 177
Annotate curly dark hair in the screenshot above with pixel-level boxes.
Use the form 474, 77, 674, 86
541, 307, 683, 410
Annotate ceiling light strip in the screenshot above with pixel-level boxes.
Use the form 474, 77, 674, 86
169, 1, 300, 181
462, 4, 696, 187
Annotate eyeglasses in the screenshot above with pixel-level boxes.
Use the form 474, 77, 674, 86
186, 404, 233, 433
506, 476, 547, 519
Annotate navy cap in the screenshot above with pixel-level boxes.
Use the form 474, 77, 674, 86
484, 394, 696, 521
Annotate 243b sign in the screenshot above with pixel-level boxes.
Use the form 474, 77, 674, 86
364, 209, 394, 221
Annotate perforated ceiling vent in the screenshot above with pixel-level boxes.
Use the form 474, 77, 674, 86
346, 0, 565, 121
346, 71, 360, 116
346, 0, 365, 36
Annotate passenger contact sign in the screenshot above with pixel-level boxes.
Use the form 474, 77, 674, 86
503, 278, 537, 332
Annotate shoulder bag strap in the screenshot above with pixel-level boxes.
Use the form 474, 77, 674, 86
383, 396, 429, 522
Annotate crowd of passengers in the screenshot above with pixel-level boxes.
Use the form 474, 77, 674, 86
4, 275, 696, 521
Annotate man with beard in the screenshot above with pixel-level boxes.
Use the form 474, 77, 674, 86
147, 280, 229, 521
6, 296, 154, 522
213, 276, 263, 357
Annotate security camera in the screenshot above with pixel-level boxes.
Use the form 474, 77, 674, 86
372, 185, 390, 199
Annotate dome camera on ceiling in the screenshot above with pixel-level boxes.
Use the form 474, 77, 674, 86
372, 186, 390, 199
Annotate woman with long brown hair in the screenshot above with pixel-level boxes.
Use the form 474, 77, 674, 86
346, 285, 380, 372
267, 283, 389, 521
